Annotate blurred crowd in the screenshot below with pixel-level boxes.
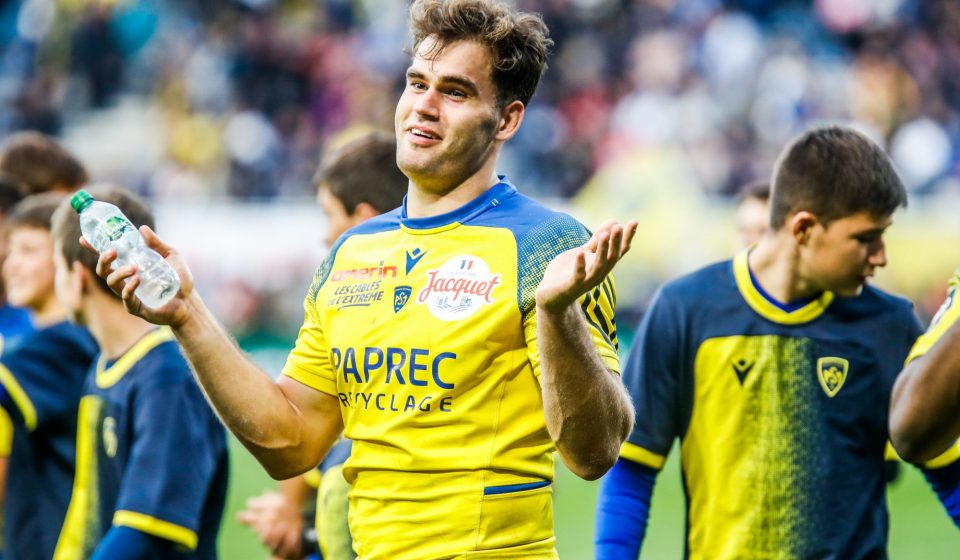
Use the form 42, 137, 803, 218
1, 0, 959, 337
0, 0, 958, 202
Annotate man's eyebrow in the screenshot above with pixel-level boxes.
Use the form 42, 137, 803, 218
405, 69, 479, 96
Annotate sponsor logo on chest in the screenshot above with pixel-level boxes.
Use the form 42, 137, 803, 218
417, 255, 501, 321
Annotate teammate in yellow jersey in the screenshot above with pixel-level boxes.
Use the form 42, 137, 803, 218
89, 1, 637, 558
891, 272, 960, 463
239, 131, 408, 560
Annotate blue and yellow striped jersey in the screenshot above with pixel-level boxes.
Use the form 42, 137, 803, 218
55, 329, 228, 559
622, 251, 929, 559
283, 180, 619, 559
0, 321, 97, 560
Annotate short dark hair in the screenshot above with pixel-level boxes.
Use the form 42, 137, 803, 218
5, 192, 67, 233
0, 172, 25, 215
409, 0, 553, 107
769, 126, 907, 228
0, 132, 88, 195
739, 180, 770, 204
51, 185, 155, 298
315, 132, 408, 214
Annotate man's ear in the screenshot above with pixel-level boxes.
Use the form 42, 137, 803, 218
495, 100, 525, 142
75, 261, 96, 294
789, 210, 819, 246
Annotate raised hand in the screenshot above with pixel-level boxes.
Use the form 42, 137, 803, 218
83, 225, 195, 327
535, 219, 638, 313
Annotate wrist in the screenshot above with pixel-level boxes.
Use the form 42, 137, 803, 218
170, 292, 206, 333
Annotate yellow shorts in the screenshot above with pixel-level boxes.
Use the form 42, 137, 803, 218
348, 471, 557, 560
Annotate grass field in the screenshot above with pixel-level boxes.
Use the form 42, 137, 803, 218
219, 437, 960, 559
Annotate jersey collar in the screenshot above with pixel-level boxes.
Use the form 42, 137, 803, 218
96, 328, 175, 389
732, 250, 834, 325
398, 177, 516, 234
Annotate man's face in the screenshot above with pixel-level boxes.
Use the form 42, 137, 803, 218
802, 211, 891, 297
395, 36, 502, 193
52, 241, 84, 323
737, 196, 769, 248
317, 187, 359, 248
2, 227, 56, 311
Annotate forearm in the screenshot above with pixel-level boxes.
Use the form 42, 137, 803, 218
890, 326, 960, 463
595, 459, 657, 559
537, 304, 633, 480
172, 293, 324, 477
922, 460, 960, 528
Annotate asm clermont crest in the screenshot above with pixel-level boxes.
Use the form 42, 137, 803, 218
817, 357, 848, 397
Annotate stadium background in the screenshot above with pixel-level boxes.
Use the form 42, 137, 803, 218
2, 0, 960, 557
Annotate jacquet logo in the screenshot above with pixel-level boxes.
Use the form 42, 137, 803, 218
417, 256, 501, 321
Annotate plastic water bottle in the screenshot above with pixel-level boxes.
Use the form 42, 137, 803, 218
71, 190, 181, 308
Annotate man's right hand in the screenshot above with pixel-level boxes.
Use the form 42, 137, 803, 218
237, 491, 304, 560
84, 225, 196, 328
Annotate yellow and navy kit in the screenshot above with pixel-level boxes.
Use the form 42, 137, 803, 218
0, 321, 97, 560
618, 251, 946, 559
907, 270, 960, 364
283, 180, 619, 559
55, 329, 228, 559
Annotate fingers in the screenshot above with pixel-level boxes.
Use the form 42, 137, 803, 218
96, 248, 118, 279
586, 219, 617, 252
620, 220, 638, 255
79, 236, 95, 254
140, 225, 172, 257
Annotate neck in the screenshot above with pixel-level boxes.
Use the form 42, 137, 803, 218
31, 297, 67, 328
748, 232, 822, 303
84, 295, 156, 360
405, 159, 500, 219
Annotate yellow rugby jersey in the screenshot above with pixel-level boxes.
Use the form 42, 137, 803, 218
907, 271, 960, 364
283, 180, 619, 559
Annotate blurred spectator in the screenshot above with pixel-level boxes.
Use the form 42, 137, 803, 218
0, 131, 88, 195
736, 180, 770, 248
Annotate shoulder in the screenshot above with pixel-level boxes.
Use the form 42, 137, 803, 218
8, 322, 96, 362
470, 189, 590, 249
343, 208, 403, 238
131, 341, 194, 388
656, 259, 734, 309
838, 285, 916, 320
308, 208, 403, 299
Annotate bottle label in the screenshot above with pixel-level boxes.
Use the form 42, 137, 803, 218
103, 216, 133, 242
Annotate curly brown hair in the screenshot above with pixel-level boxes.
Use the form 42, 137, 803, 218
408, 0, 553, 107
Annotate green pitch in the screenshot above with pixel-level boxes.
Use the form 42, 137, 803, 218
219, 438, 960, 558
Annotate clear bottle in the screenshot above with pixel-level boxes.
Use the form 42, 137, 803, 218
70, 190, 181, 308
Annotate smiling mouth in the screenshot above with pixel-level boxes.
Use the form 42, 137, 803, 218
409, 128, 439, 140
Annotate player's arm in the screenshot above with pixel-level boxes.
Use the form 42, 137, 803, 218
91, 227, 343, 479
596, 282, 686, 559
914, 441, 960, 528
535, 220, 637, 480
890, 279, 960, 463
89, 526, 187, 560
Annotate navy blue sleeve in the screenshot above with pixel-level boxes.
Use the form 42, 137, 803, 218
113, 370, 226, 549
922, 460, 960, 528
621, 285, 688, 468
0, 325, 95, 430
595, 459, 657, 560
90, 526, 187, 560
